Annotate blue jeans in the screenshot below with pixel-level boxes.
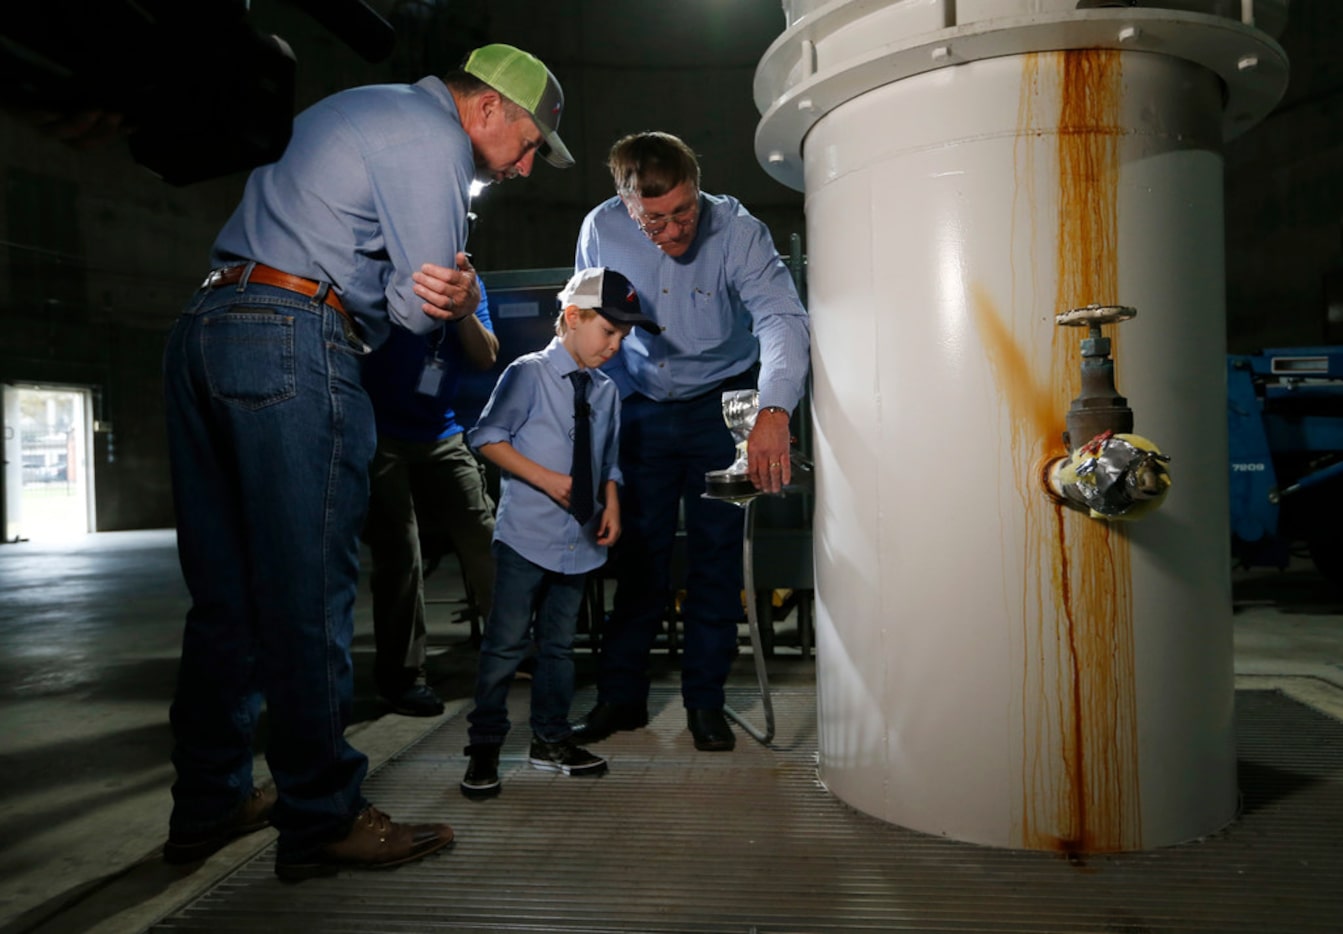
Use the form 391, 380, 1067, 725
598, 388, 745, 710
163, 278, 373, 859
468, 541, 587, 745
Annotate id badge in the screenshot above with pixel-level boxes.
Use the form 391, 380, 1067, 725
416, 358, 445, 396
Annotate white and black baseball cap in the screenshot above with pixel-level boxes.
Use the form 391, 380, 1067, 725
557, 267, 660, 334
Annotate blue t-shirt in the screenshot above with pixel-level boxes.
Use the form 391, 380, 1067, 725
363, 281, 494, 443
468, 338, 621, 575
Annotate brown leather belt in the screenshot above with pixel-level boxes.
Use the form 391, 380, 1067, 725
202, 263, 354, 331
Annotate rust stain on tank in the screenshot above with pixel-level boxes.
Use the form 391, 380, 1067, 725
994, 49, 1141, 854
971, 284, 1060, 448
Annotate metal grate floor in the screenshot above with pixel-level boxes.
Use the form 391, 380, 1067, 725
152, 686, 1343, 933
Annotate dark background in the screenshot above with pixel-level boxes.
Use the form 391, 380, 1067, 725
1, 0, 1340, 532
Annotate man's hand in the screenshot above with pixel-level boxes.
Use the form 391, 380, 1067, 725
746, 407, 792, 493
413, 252, 479, 321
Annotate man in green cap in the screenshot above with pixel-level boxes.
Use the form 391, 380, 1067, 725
162, 44, 571, 881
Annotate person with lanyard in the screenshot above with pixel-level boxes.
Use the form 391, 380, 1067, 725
570, 131, 811, 753
161, 44, 573, 881
362, 275, 498, 718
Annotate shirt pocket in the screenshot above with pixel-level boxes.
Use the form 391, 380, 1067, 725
685, 286, 735, 350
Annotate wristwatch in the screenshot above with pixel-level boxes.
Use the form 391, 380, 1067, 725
758, 405, 790, 418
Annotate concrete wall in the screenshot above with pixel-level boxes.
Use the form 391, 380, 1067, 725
0, 0, 1338, 532
1225, 1, 1343, 351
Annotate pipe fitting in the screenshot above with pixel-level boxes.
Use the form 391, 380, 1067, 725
1057, 304, 1136, 449
1045, 431, 1172, 520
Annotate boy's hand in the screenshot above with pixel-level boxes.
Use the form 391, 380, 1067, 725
539, 470, 573, 510
596, 511, 621, 546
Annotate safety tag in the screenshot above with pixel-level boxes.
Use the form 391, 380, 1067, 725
416, 358, 445, 396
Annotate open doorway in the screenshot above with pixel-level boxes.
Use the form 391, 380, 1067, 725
2, 383, 95, 541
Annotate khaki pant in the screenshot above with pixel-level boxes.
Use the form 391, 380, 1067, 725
363, 432, 495, 695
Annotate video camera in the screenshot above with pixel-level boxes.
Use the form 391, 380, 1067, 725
1, 0, 395, 185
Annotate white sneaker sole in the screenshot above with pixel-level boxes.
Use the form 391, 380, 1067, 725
528, 757, 608, 776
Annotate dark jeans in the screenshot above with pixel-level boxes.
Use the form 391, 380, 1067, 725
468, 541, 587, 745
163, 280, 372, 859
364, 432, 496, 696
598, 388, 745, 710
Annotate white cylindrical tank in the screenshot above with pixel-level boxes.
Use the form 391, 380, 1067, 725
755, 0, 1288, 851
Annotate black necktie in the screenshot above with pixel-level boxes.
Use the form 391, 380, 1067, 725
568, 370, 594, 524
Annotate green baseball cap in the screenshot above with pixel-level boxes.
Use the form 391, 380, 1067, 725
463, 44, 574, 169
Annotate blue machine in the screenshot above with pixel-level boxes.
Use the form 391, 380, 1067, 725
1227, 345, 1343, 582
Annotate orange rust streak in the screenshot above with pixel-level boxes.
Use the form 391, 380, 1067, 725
1012, 49, 1141, 855
1055, 504, 1086, 853
970, 283, 1062, 448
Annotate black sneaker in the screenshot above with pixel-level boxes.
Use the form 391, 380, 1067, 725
460, 744, 502, 799
528, 737, 608, 776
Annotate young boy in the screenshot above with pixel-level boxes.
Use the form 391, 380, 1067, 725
461, 266, 659, 798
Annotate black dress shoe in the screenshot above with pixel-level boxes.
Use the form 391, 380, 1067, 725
383, 683, 445, 717
572, 702, 649, 742
687, 708, 735, 751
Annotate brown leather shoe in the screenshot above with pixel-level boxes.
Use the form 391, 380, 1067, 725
274, 806, 454, 882
164, 785, 277, 864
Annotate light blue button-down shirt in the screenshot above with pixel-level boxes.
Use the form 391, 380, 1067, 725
574, 192, 810, 412
211, 76, 474, 349
468, 338, 622, 575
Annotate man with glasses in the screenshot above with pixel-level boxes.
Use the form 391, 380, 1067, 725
571, 131, 810, 752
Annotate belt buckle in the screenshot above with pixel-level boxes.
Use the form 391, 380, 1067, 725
202, 268, 226, 289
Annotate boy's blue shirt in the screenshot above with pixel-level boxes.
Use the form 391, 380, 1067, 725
469, 337, 621, 575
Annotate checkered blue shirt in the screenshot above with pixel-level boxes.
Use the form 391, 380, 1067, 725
575, 192, 810, 413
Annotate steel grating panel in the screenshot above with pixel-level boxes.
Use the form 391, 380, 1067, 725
151, 687, 1343, 933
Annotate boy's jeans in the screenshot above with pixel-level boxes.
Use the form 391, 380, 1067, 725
468, 541, 586, 745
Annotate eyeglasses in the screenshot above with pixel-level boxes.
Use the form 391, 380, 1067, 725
634, 197, 700, 237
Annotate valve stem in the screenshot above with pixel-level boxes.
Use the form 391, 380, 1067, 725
1056, 304, 1137, 450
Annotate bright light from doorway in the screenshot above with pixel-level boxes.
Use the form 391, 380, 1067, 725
4, 386, 91, 540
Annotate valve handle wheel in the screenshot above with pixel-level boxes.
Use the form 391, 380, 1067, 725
1055, 304, 1137, 327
